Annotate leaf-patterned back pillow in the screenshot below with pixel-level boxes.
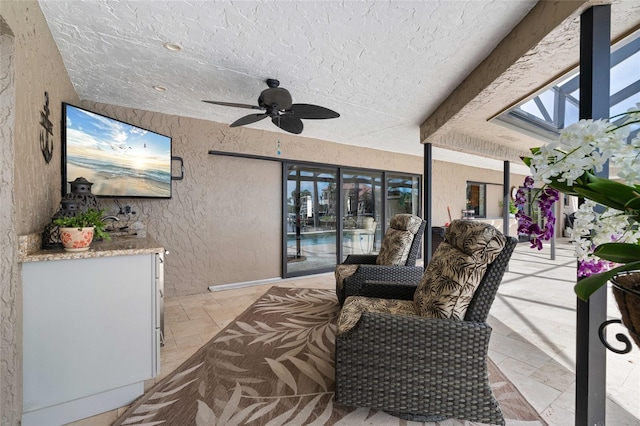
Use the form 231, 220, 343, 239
413, 220, 506, 319
376, 214, 423, 266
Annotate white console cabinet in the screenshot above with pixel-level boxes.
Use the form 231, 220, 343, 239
21, 247, 164, 426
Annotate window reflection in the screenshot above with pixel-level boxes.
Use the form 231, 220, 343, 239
342, 171, 382, 259
283, 164, 422, 276
387, 175, 419, 218
286, 166, 338, 276
466, 182, 486, 218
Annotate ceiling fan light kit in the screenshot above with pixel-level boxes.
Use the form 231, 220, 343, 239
203, 79, 339, 134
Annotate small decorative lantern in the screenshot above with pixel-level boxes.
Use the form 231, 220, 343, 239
42, 177, 101, 249
64, 177, 100, 211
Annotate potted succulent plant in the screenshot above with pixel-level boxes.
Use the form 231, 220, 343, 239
53, 209, 111, 251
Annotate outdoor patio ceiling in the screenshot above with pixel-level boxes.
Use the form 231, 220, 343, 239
493, 30, 640, 143
420, 1, 640, 166
37, 1, 640, 171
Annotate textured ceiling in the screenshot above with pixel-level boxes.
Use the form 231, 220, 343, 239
38, 0, 540, 170
423, 1, 640, 165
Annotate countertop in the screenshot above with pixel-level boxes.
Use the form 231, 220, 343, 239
19, 233, 165, 263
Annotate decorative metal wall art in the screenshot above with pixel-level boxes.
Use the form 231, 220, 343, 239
39, 91, 54, 163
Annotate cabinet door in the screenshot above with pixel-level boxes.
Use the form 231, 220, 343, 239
23, 254, 155, 412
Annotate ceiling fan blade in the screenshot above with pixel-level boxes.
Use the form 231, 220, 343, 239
288, 104, 340, 119
202, 100, 264, 111
230, 114, 268, 127
273, 115, 303, 134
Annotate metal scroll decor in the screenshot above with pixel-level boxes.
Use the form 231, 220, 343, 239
598, 275, 640, 355
598, 319, 632, 354
40, 91, 54, 163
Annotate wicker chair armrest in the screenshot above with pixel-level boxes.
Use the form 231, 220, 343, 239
342, 254, 378, 265
360, 280, 419, 300
339, 311, 491, 347
343, 265, 424, 301
348, 265, 424, 283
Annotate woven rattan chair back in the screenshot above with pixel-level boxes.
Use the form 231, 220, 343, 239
463, 236, 518, 323
403, 219, 427, 266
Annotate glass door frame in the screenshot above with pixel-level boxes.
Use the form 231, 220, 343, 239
341, 169, 384, 260
282, 160, 422, 278
282, 163, 341, 278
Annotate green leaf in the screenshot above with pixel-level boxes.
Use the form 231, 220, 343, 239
52, 208, 111, 241
574, 260, 640, 301
593, 243, 640, 263
547, 180, 581, 196
572, 187, 627, 211
584, 177, 640, 210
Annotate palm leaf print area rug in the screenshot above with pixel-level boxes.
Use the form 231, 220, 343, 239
114, 287, 545, 425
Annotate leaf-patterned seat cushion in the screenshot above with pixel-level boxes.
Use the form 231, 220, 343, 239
337, 296, 417, 334
413, 220, 507, 320
335, 264, 359, 298
375, 214, 423, 266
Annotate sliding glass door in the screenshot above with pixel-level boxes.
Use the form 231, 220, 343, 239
283, 162, 421, 277
387, 175, 420, 218
284, 165, 338, 276
342, 170, 382, 260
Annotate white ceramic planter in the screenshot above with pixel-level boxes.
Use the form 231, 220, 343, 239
59, 227, 94, 251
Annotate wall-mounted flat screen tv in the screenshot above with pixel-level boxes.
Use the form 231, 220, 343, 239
62, 103, 172, 198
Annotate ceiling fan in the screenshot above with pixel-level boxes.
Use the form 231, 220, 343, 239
202, 79, 340, 134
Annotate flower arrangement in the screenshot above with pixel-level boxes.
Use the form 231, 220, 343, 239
516, 104, 640, 301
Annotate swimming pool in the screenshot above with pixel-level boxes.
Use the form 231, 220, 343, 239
286, 231, 336, 247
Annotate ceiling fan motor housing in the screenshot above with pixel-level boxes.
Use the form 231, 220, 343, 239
258, 87, 293, 111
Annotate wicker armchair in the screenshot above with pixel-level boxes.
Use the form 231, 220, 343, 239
335, 214, 426, 306
335, 221, 517, 425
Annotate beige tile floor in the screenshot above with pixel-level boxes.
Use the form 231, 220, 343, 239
67, 239, 639, 426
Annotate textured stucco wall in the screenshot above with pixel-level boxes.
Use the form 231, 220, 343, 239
4, 2, 79, 235
1, 1, 79, 424
76, 101, 524, 297
0, 16, 18, 426
80, 101, 424, 297
430, 160, 526, 226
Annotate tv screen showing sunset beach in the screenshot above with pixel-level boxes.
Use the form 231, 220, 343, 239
63, 104, 172, 198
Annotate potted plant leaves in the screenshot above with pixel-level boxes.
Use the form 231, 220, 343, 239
53, 208, 111, 251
